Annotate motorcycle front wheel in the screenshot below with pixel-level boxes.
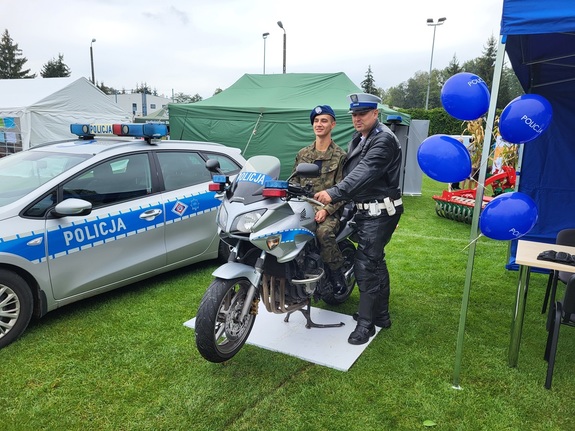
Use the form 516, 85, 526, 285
195, 277, 256, 363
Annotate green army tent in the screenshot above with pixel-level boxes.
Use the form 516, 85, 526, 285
134, 106, 169, 125
169, 73, 410, 178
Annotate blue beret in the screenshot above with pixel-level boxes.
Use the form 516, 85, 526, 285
310, 105, 336, 124
347, 93, 382, 113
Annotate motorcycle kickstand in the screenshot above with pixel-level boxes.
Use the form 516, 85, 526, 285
284, 301, 345, 329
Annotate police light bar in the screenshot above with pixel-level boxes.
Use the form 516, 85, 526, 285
262, 180, 288, 198
70, 124, 115, 138
112, 123, 168, 138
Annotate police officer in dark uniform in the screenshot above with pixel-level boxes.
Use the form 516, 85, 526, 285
315, 93, 403, 345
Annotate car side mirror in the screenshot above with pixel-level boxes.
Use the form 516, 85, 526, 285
51, 198, 93, 217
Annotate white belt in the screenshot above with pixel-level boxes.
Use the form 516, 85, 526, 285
356, 198, 402, 210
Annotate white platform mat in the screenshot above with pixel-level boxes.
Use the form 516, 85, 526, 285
184, 304, 380, 371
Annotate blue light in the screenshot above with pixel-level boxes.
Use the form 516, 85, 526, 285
213, 175, 227, 184
70, 124, 92, 137
265, 180, 288, 189
386, 115, 402, 123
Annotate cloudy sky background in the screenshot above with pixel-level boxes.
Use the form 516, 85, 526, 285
1, 0, 504, 99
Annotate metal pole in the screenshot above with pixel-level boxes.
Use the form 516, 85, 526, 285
452, 35, 507, 388
282, 32, 286, 73
425, 18, 446, 110
277, 21, 286, 73
90, 38, 96, 85
262, 33, 269, 74
425, 26, 437, 110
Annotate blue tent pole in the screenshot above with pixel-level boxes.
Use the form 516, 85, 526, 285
452, 35, 507, 389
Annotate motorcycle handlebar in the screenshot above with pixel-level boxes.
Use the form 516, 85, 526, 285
287, 183, 325, 207
300, 196, 325, 207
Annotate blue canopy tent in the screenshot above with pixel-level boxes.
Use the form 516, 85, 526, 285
452, 0, 575, 387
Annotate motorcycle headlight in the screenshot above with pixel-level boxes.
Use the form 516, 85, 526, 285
232, 209, 266, 233
217, 205, 228, 231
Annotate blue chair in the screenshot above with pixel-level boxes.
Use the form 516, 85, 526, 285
544, 273, 575, 389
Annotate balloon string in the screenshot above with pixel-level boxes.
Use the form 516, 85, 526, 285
462, 233, 483, 251
471, 148, 496, 190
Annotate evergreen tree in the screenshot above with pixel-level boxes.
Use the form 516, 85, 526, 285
190, 93, 203, 103
97, 82, 120, 95
40, 53, 71, 78
0, 29, 36, 78
361, 65, 379, 96
173, 92, 203, 104
440, 54, 463, 85
134, 82, 152, 94
463, 35, 497, 89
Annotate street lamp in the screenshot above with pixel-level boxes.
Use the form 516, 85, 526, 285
262, 32, 269, 74
424, 17, 446, 110
277, 21, 286, 74
90, 38, 96, 85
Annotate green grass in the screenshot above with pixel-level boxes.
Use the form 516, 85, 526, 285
3, 176, 574, 430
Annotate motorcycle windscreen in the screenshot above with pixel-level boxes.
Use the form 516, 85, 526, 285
231, 155, 281, 205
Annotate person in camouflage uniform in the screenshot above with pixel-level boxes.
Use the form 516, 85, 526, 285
291, 105, 347, 294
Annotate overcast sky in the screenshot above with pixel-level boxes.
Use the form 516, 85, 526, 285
1, 0, 504, 99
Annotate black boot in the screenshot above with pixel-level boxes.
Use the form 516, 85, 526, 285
348, 325, 375, 345
353, 286, 391, 328
352, 312, 391, 328
348, 292, 376, 345
374, 286, 391, 328
331, 268, 347, 295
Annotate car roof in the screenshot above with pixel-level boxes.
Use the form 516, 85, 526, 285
30, 137, 242, 157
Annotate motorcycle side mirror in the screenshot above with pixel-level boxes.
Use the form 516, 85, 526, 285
287, 163, 320, 182
206, 159, 223, 174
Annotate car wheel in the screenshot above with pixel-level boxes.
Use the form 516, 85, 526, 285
0, 270, 33, 349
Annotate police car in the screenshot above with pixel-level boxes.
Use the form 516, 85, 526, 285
0, 123, 245, 349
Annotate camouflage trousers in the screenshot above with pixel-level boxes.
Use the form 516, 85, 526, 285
316, 214, 344, 271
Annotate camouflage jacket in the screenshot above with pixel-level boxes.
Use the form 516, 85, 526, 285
291, 140, 346, 215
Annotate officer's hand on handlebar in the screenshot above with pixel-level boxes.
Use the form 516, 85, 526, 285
314, 190, 332, 205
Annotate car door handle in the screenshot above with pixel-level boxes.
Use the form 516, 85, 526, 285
139, 209, 163, 221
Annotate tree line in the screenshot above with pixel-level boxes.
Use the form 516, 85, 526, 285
2, 28, 521, 111
360, 35, 524, 111
0, 29, 205, 103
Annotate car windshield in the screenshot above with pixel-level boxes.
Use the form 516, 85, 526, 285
0, 150, 91, 207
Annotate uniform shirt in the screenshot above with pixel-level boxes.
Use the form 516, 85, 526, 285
291, 140, 346, 215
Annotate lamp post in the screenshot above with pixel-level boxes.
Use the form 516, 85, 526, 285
90, 38, 96, 85
425, 17, 446, 110
277, 21, 286, 74
262, 32, 269, 74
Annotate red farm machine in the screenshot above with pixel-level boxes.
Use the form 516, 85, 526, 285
432, 165, 516, 223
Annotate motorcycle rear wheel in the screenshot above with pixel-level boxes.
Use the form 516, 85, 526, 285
195, 277, 256, 363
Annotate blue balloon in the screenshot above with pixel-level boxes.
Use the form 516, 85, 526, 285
499, 94, 553, 144
479, 192, 538, 241
441, 72, 490, 121
417, 134, 472, 183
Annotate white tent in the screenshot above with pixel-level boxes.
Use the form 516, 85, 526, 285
0, 77, 131, 154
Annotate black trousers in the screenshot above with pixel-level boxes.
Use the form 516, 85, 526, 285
354, 208, 402, 326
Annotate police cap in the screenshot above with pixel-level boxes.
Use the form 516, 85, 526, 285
348, 93, 382, 113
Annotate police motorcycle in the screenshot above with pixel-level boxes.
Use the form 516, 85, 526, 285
194, 155, 357, 363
